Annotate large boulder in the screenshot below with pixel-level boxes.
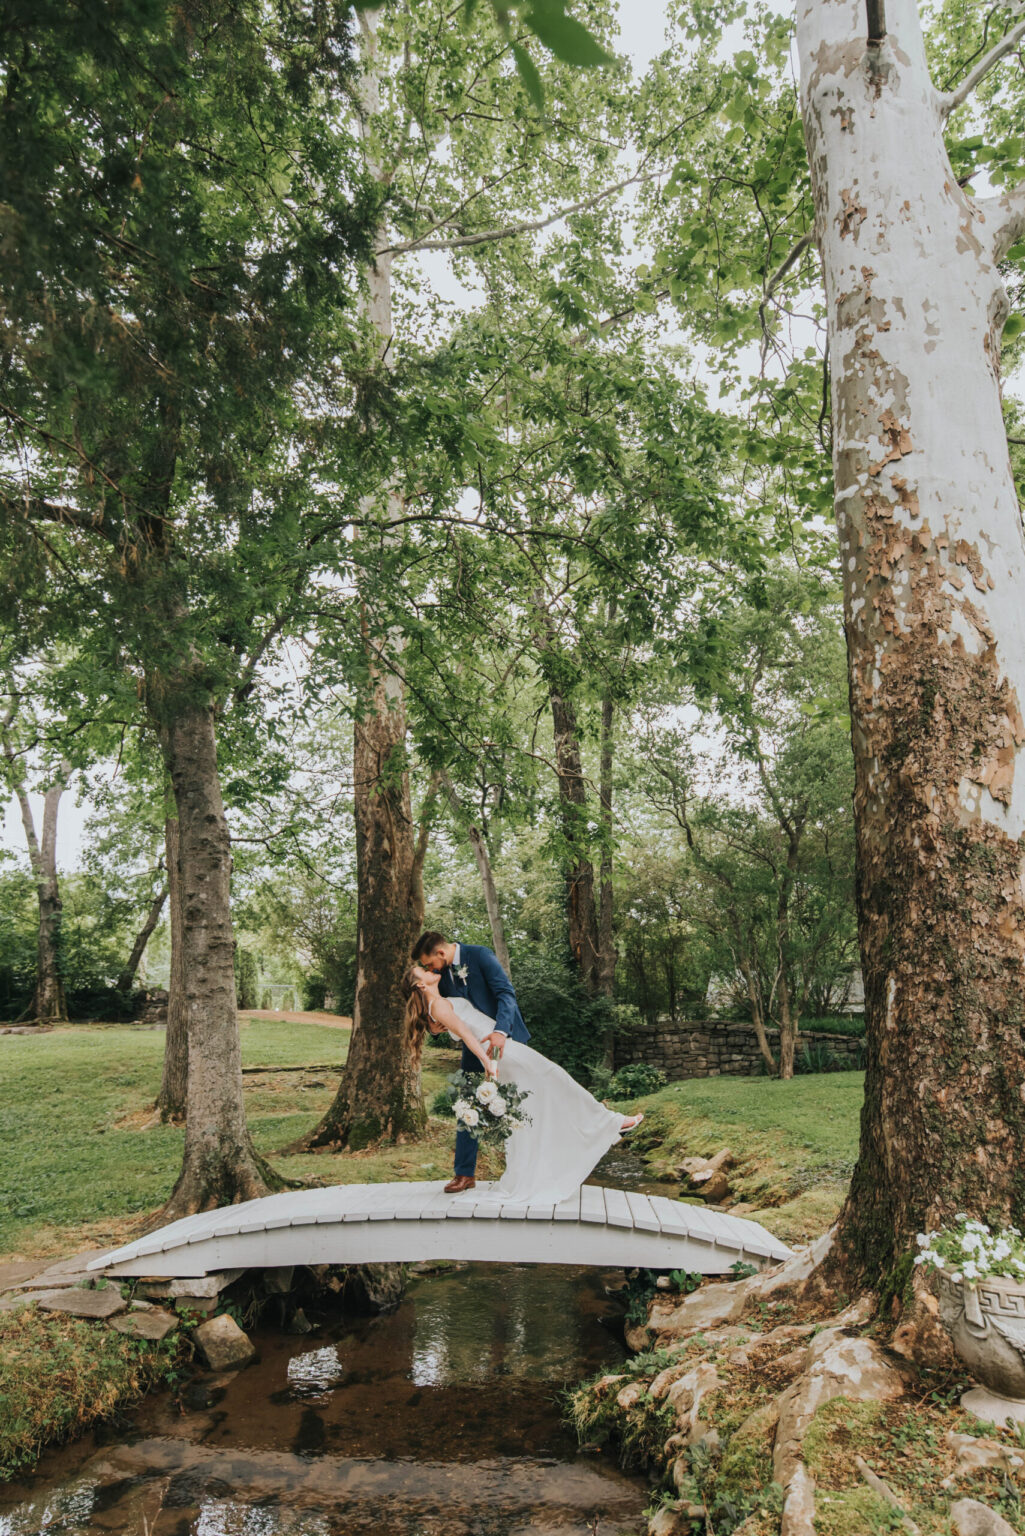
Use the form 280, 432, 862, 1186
680, 1148, 734, 1203
950, 1500, 1018, 1536
343, 1263, 405, 1313
110, 1308, 178, 1342
773, 1330, 908, 1487
193, 1313, 257, 1371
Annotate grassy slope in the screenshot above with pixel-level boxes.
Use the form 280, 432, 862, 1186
2, 1022, 862, 1257
0, 1021, 468, 1258
616, 1072, 864, 1244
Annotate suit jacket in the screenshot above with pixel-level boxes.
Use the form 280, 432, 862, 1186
438, 943, 530, 1043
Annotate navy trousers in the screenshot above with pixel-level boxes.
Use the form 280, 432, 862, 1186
453, 1042, 483, 1177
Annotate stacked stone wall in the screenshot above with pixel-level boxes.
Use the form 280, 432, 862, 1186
613, 1017, 864, 1079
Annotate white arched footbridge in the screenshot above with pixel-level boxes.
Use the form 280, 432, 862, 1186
88, 1181, 791, 1278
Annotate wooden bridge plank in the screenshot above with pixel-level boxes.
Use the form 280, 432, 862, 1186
624, 1191, 661, 1233
553, 1189, 581, 1223
579, 1185, 607, 1225
603, 1187, 635, 1230
87, 1181, 792, 1278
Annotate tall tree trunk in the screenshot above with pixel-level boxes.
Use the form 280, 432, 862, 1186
157, 701, 280, 1216
156, 814, 188, 1123
774, 839, 801, 1081
738, 949, 778, 1076
597, 624, 617, 1066
295, 667, 427, 1150
798, 0, 1025, 1285
441, 770, 511, 975
552, 680, 600, 991
289, 8, 426, 1149
2, 746, 71, 1024
597, 614, 617, 998
117, 880, 168, 993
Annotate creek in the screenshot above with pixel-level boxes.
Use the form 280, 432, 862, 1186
0, 1256, 652, 1536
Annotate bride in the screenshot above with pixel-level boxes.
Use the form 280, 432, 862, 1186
402, 964, 643, 1206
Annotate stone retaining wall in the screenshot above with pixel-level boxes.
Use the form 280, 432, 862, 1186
613, 1018, 864, 1079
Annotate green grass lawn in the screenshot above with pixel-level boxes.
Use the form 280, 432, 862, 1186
1, 1021, 862, 1259
0, 1020, 466, 1258
621, 1071, 865, 1244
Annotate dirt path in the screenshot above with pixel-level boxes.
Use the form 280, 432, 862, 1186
239, 1009, 352, 1028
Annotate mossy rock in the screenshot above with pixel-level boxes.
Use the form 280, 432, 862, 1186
813, 1486, 909, 1535
803, 1397, 890, 1484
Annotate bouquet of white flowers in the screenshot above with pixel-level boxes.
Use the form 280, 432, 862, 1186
914, 1215, 1025, 1285
443, 1069, 532, 1149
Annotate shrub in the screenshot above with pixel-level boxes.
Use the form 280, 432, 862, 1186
607, 1063, 667, 1097
430, 1087, 455, 1118
795, 1041, 865, 1074
511, 955, 618, 1084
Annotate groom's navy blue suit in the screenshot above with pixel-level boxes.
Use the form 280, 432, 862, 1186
439, 943, 530, 1179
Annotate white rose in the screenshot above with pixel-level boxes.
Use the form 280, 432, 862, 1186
453, 1098, 472, 1118
476, 1081, 497, 1104
460, 1106, 480, 1129
487, 1096, 507, 1117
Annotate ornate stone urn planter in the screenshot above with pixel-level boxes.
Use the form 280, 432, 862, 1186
934, 1270, 1025, 1425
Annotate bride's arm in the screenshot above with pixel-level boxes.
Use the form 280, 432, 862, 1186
428, 993, 498, 1077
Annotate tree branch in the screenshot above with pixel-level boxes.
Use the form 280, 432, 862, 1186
938, 10, 1025, 119
979, 181, 1025, 262
0, 492, 114, 539
379, 168, 663, 255
764, 232, 814, 300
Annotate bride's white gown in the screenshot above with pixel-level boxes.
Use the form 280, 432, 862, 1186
443, 996, 624, 1205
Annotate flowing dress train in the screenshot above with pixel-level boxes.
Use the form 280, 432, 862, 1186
444, 996, 623, 1205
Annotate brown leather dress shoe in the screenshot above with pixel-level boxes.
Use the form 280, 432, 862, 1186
444, 1175, 476, 1194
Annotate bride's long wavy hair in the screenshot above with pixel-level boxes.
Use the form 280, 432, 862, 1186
401, 966, 437, 1072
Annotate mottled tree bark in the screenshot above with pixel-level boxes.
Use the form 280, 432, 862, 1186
285, 10, 431, 1150
117, 880, 168, 993
798, 0, 1025, 1285
156, 815, 188, 1123
157, 702, 280, 1216
295, 667, 428, 1149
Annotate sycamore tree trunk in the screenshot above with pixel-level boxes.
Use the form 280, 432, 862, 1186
156, 814, 188, 1123
441, 770, 511, 975
8, 765, 71, 1024
157, 700, 280, 1215
798, 0, 1025, 1285
116, 879, 168, 993
292, 12, 430, 1149
297, 662, 427, 1149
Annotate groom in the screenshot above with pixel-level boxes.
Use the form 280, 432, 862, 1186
412, 930, 530, 1193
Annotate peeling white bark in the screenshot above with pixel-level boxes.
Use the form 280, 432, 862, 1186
798, 0, 1025, 840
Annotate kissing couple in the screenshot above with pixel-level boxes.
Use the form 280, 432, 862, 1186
402, 932, 643, 1206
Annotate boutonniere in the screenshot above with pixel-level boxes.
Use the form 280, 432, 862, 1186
454, 964, 469, 982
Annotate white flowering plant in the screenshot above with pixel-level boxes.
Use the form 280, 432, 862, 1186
914, 1216, 1025, 1286
442, 1070, 531, 1149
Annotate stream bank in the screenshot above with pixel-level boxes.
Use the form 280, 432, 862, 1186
0, 1262, 651, 1536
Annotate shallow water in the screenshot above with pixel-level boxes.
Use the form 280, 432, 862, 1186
0, 1263, 650, 1536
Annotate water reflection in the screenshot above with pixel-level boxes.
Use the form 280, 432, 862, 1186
0, 1265, 647, 1536
285, 1345, 345, 1397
